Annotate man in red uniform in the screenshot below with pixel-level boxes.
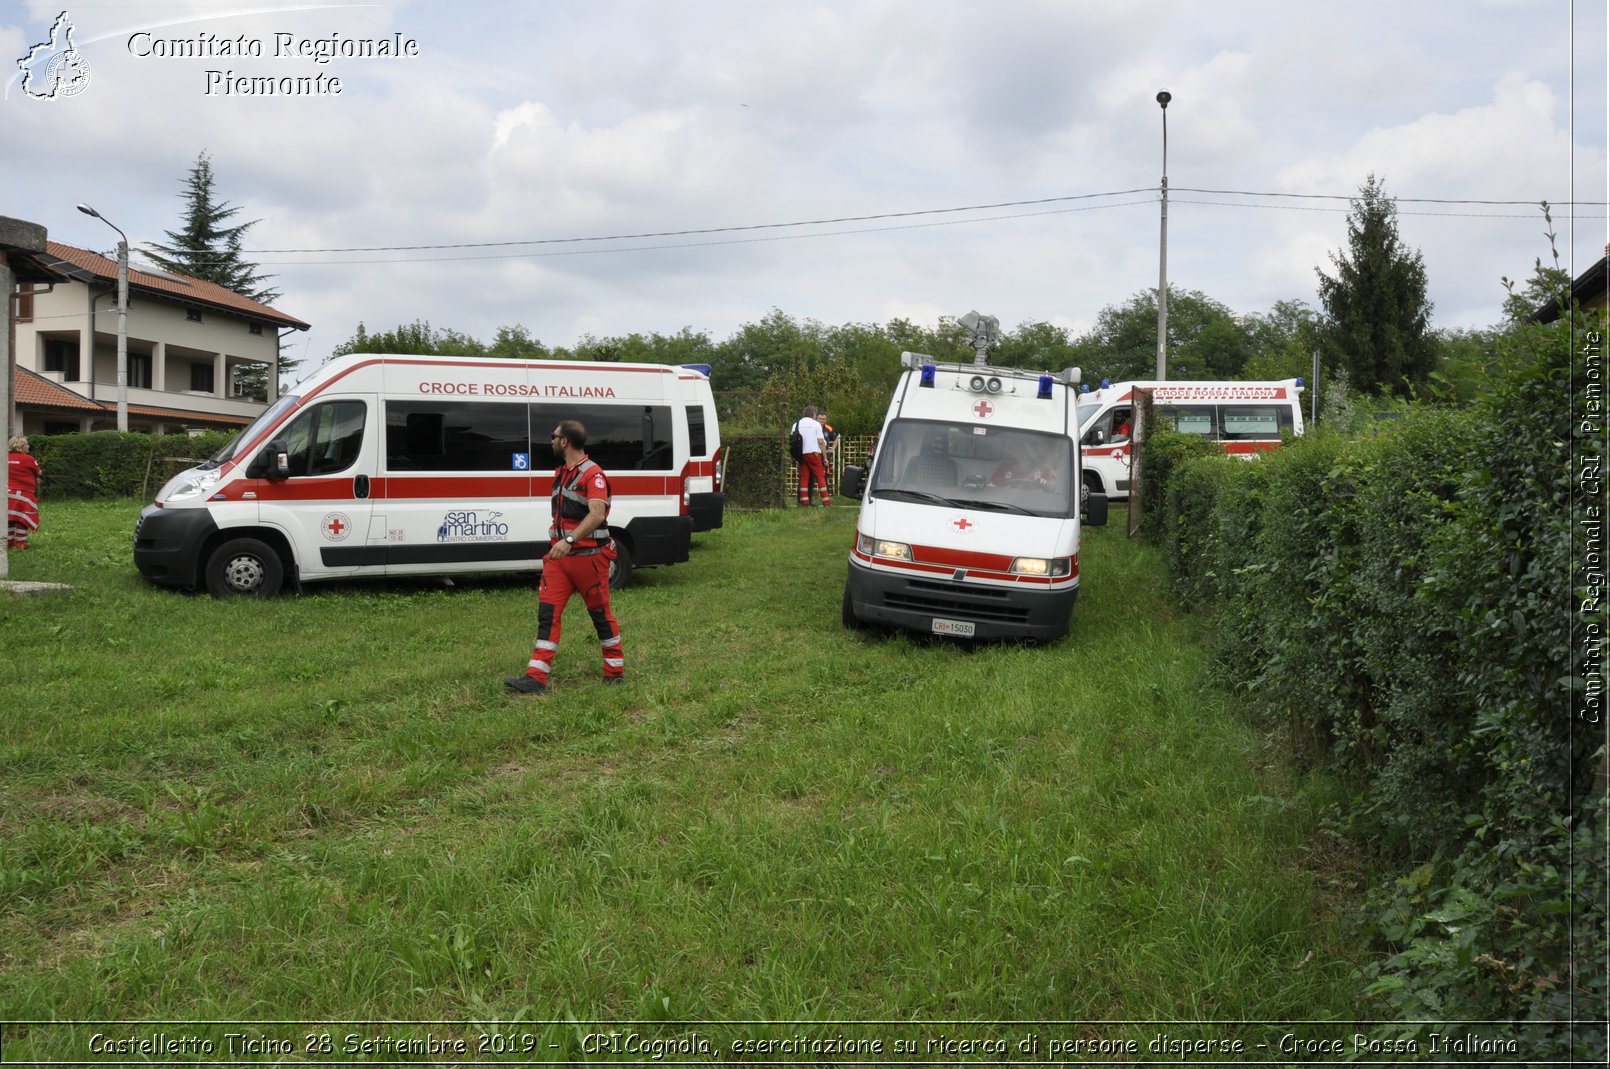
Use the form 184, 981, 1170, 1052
795, 405, 832, 507
506, 419, 625, 695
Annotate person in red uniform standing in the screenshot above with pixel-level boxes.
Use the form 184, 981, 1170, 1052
7, 436, 42, 550
505, 419, 625, 695
795, 406, 832, 507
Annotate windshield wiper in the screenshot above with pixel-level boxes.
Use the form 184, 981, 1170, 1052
966, 499, 1036, 515
874, 488, 967, 507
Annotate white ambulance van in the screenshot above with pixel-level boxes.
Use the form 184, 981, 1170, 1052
839, 352, 1108, 643
133, 354, 722, 596
1076, 378, 1305, 500
675, 363, 726, 532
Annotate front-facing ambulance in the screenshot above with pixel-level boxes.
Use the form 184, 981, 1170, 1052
840, 349, 1108, 642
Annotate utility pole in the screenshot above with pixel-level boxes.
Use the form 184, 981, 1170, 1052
1155, 89, 1172, 382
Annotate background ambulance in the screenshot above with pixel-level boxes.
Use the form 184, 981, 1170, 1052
1077, 378, 1305, 500
840, 350, 1108, 643
133, 354, 722, 596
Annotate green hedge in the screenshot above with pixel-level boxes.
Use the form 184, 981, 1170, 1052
1139, 316, 1607, 1057
29, 430, 235, 500
723, 434, 790, 510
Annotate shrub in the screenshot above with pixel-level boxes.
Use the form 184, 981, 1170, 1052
722, 434, 790, 509
1136, 309, 1606, 1054
30, 431, 235, 500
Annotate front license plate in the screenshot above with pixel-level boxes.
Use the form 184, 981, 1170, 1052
932, 617, 976, 637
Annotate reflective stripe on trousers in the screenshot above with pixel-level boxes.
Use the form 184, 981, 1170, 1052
525, 551, 624, 683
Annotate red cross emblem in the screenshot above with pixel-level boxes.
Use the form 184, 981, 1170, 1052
321, 512, 352, 541
973, 400, 994, 418
952, 517, 973, 532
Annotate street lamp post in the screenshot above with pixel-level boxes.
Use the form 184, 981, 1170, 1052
76, 203, 128, 431
1155, 89, 1171, 382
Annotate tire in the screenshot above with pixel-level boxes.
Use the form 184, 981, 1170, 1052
842, 583, 863, 631
607, 541, 633, 591
205, 537, 285, 598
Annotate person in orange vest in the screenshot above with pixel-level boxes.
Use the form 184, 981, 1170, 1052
506, 419, 624, 695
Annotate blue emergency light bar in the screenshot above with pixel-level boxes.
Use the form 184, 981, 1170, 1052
679, 363, 712, 377
1296, 377, 1305, 387
1037, 374, 1054, 399
919, 365, 936, 388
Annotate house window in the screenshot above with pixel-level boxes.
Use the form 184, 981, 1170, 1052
15, 285, 34, 322
248, 322, 263, 336
191, 363, 215, 393
44, 339, 80, 380
186, 309, 203, 323
129, 352, 152, 389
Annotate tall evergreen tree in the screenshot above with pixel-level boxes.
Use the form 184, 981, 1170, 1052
145, 151, 280, 304
1315, 174, 1436, 397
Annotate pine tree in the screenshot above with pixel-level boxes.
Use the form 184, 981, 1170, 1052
145, 151, 280, 304
1315, 174, 1436, 397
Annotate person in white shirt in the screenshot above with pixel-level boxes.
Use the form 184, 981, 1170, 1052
794, 406, 832, 507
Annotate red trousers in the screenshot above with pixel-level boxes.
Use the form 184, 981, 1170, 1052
798, 453, 831, 506
525, 550, 623, 683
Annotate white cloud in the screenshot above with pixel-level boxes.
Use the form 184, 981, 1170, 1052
3, 0, 1603, 362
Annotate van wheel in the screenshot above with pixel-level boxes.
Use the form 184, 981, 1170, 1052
607, 542, 633, 591
205, 537, 284, 598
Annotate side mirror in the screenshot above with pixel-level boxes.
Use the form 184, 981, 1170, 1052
1083, 490, 1109, 527
259, 439, 291, 481
840, 465, 864, 499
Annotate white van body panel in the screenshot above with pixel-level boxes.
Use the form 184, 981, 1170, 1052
134, 354, 714, 595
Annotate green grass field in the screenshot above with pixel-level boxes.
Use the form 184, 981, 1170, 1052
1, 499, 1367, 1060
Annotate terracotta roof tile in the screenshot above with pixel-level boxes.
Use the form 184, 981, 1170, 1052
42, 240, 310, 330
12, 366, 104, 412
12, 368, 254, 426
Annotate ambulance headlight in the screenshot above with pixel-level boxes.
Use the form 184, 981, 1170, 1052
158, 470, 221, 503
858, 533, 912, 561
1010, 556, 1071, 577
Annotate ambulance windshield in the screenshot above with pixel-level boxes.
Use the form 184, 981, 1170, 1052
205, 393, 302, 467
868, 420, 1075, 518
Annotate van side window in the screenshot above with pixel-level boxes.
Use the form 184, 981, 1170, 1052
528, 404, 675, 471
1165, 405, 1215, 436
387, 401, 529, 471
279, 400, 367, 477
1218, 404, 1290, 439
686, 405, 707, 457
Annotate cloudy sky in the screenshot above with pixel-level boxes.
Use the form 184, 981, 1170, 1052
4, 0, 1605, 375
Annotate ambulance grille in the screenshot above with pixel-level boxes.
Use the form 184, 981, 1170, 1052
885, 580, 1031, 624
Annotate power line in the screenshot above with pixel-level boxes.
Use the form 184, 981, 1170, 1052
217, 198, 1161, 267
238, 188, 1158, 254
232, 186, 1593, 258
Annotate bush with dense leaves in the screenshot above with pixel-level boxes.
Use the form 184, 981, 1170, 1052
1139, 313, 1606, 1058
29, 431, 235, 500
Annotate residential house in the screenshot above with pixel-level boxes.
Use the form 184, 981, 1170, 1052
1532, 242, 1609, 324
10, 239, 309, 435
